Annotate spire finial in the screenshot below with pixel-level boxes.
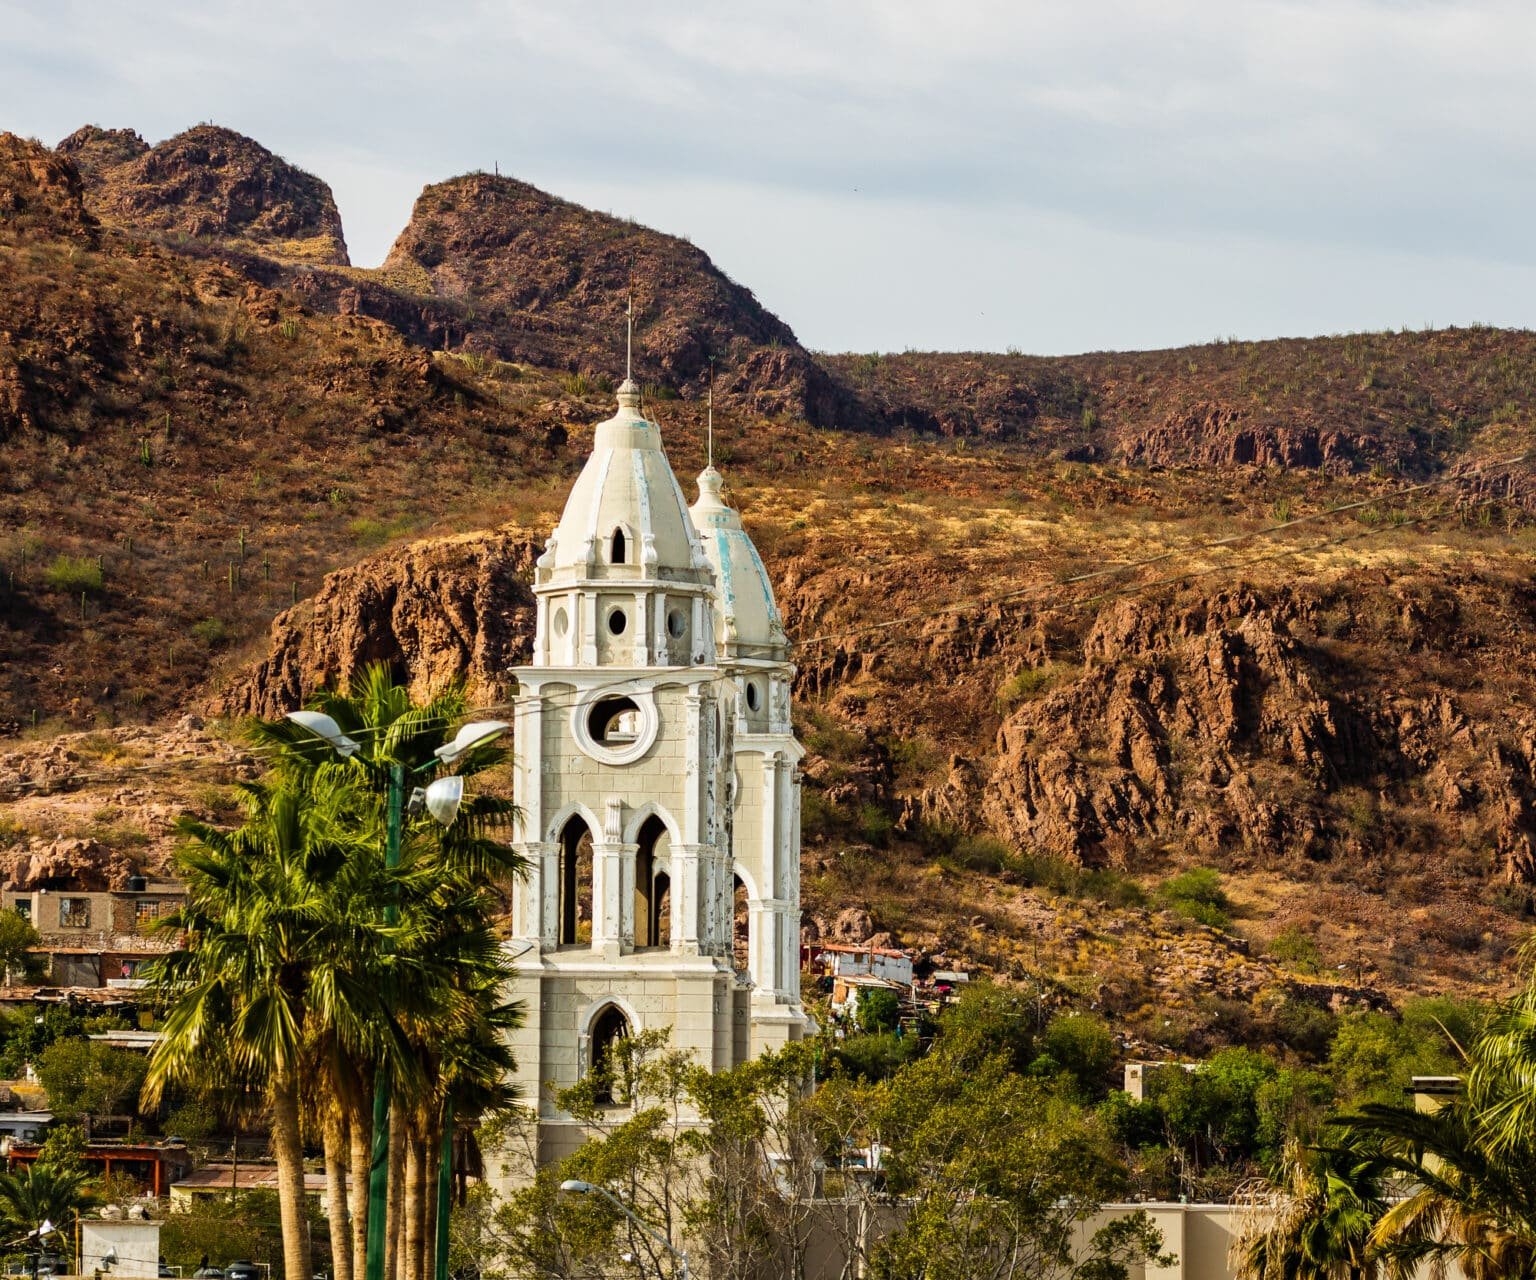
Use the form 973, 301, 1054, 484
707, 357, 715, 469
625, 295, 633, 383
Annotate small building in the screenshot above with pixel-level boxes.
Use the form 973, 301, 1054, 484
171, 1163, 334, 1209
1123, 1060, 1201, 1101
6, 1137, 190, 1197
87, 1029, 162, 1053
0, 1110, 52, 1143
4, 878, 184, 989
830, 973, 911, 1020
811, 943, 915, 987
81, 1217, 161, 1278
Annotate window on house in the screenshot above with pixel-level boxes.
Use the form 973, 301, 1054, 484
12, 902, 29, 922
135, 899, 159, 925
59, 898, 90, 928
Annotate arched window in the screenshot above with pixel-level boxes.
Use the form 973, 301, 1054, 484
733, 875, 751, 975
611, 528, 627, 564
558, 816, 594, 947
634, 815, 671, 949
589, 1004, 631, 1105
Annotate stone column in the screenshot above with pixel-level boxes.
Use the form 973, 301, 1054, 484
580, 592, 599, 665
592, 798, 628, 958
670, 843, 706, 956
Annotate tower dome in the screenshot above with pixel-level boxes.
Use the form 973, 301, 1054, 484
689, 465, 787, 660
539, 379, 709, 582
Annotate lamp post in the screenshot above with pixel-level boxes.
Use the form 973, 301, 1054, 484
559, 1180, 690, 1279
285, 711, 508, 1280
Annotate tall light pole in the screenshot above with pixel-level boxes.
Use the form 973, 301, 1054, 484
559, 1180, 690, 1279
286, 711, 508, 1280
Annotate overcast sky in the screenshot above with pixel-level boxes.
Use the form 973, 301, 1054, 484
3, 0, 1534, 355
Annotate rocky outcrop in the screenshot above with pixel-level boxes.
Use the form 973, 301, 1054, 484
215, 526, 543, 718
0, 132, 98, 242
378, 172, 852, 424
62, 124, 349, 265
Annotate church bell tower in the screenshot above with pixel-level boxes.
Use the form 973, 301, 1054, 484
504, 377, 805, 1164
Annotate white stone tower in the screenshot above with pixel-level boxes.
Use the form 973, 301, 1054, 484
504, 378, 805, 1164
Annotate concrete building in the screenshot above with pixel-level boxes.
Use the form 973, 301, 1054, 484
504, 376, 806, 1165
3, 877, 183, 987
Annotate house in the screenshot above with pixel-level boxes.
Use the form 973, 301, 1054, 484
0, 1110, 52, 1143
830, 973, 911, 1020
170, 1163, 336, 1209
3, 876, 184, 988
6, 1137, 190, 1196
809, 943, 915, 987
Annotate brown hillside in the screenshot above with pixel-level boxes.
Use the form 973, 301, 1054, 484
824, 336, 1536, 481
61, 123, 349, 265
7, 127, 1536, 1036
373, 172, 847, 422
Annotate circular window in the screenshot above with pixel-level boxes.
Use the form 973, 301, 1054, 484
746, 681, 761, 712
588, 696, 642, 745
572, 687, 659, 765
553, 607, 569, 637
667, 609, 686, 639
607, 608, 627, 636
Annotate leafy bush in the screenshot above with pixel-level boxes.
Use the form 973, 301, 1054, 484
996, 662, 1078, 709
1268, 925, 1323, 973
43, 554, 103, 594
1158, 866, 1230, 928
1037, 1013, 1116, 1100
857, 988, 903, 1034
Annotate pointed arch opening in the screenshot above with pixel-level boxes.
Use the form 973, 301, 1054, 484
634, 814, 672, 949
558, 816, 594, 947
733, 875, 751, 976
589, 1003, 631, 1105
611, 527, 627, 565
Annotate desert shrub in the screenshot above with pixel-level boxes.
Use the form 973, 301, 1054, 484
996, 662, 1077, 709
1158, 867, 1230, 928
1268, 925, 1322, 973
43, 554, 103, 594
189, 618, 229, 646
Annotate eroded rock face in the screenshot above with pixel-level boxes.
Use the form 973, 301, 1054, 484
0, 133, 98, 242
62, 124, 349, 266
215, 526, 543, 718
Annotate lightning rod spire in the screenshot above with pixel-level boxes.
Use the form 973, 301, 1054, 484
707, 358, 715, 468
625, 295, 633, 383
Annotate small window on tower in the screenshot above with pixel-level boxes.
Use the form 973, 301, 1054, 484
588, 696, 642, 745
553, 607, 569, 637
667, 609, 686, 639
746, 681, 761, 712
611, 528, 627, 564
608, 608, 628, 636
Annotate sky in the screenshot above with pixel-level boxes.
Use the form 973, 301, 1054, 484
3, 0, 1535, 355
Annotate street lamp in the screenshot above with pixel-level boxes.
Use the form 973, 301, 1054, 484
559, 1180, 691, 1279
285, 712, 509, 1280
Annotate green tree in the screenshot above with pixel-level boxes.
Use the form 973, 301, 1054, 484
0, 1161, 90, 1236
1233, 1139, 1387, 1280
1038, 1013, 1116, 1100
36, 1038, 147, 1123
0, 909, 39, 984
856, 987, 902, 1034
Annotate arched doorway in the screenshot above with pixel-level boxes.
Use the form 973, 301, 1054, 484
634, 815, 672, 949
558, 816, 594, 947
733, 875, 751, 975
589, 1004, 631, 1105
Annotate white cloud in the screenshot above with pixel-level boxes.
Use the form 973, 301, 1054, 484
1, 0, 1532, 350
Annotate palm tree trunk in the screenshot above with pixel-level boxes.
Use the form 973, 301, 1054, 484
423, 1117, 440, 1280
349, 1098, 371, 1280
386, 1110, 406, 1280
403, 1133, 425, 1280
270, 1070, 314, 1280
323, 1107, 354, 1280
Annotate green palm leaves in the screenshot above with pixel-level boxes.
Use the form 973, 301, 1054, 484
143, 664, 524, 1280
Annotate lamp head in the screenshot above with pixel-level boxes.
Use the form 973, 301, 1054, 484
434, 719, 510, 765
423, 775, 465, 826
284, 710, 360, 758
559, 1179, 595, 1195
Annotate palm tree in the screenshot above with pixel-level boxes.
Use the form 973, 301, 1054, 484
0, 1162, 90, 1238
251, 664, 525, 1280
143, 772, 397, 1280
1232, 1140, 1387, 1280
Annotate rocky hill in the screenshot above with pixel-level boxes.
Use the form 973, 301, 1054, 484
58, 124, 349, 265
5, 122, 1536, 1045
